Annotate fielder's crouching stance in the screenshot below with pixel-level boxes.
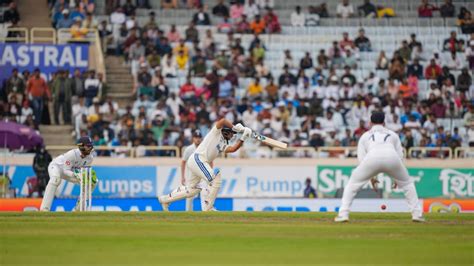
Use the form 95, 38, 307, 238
40, 137, 97, 211
159, 118, 251, 211
335, 112, 425, 223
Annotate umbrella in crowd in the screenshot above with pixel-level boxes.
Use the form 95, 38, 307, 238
0, 121, 43, 150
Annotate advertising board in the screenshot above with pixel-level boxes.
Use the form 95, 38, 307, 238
0, 43, 89, 81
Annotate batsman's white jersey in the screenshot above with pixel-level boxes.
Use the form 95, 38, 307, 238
193, 125, 229, 163
40, 149, 93, 211
182, 143, 210, 211
338, 125, 422, 219
187, 125, 227, 185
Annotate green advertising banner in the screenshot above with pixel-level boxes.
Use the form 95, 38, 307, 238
316, 165, 474, 198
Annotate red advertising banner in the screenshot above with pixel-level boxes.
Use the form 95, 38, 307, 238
423, 199, 474, 213
0, 199, 42, 211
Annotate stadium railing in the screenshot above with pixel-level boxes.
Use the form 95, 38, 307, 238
46, 145, 180, 158
225, 146, 317, 159
96, 145, 134, 158
0, 27, 28, 42
317, 147, 358, 159
30, 27, 56, 43
273, 147, 318, 158
454, 147, 474, 159
39, 146, 470, 159
407, 147, 453, 159
46, 145, 134, 158
135, 146, 181, 158
44, 145, 322, 158
57, 28, 97, 43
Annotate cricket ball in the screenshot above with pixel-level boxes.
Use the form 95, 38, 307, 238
381, 204, 387, 210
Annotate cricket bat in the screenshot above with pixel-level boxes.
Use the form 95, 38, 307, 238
251, 132, 288, 149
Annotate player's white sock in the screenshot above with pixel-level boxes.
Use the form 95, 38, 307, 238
202, 172, 222, 211
159, 186, 201, 204
399, 183, 423, 219
40, 180, 59, 211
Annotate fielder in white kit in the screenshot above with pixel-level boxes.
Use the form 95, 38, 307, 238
159, 118, 252, 211
335, 112, 424, 222
181, 130, 212, 211
40, 137, 95, 211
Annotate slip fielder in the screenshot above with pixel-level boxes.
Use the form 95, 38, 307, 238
159, 118, 251, 211
40, 137, 97, 211
181, 129, 212, 211
335, 111, 424, 222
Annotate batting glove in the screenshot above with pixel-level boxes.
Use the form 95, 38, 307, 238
240, 127, 252, 141
232, 123, 245, 133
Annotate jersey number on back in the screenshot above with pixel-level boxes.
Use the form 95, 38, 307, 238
370, 133, 390, 142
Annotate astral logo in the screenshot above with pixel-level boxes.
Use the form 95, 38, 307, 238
1, 45, 88, 67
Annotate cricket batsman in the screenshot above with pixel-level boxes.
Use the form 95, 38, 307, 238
159, 118, 251, 211
335, 111, 424, 222
181, 129, 212, 211
40, 136, 97, 211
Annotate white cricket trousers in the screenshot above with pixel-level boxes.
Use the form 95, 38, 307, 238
185, 167, 210, 211
186, 154, 214, 209
159, 154, 221, 211
40, 163, 79, 211
338, 148, 422, 219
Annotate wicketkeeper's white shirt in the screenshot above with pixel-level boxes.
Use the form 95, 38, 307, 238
51, 148, 93, 179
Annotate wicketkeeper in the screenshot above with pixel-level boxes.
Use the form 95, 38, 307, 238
40, 137, 97, 211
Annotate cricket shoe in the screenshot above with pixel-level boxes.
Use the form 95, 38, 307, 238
412, 216, 426, 223
158, 197, 169, 212
334, 216, 349, 223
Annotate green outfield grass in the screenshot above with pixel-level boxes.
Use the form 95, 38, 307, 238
0, 212, 473, 265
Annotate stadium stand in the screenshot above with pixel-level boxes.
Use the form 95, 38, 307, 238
0, 0, 473, 158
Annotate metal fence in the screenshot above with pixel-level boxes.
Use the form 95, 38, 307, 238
38, 145, 472, 159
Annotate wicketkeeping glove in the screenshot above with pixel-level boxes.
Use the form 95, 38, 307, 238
89, 169, 98, 185
78, 169, 99, 185
72, 172, 82, 184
